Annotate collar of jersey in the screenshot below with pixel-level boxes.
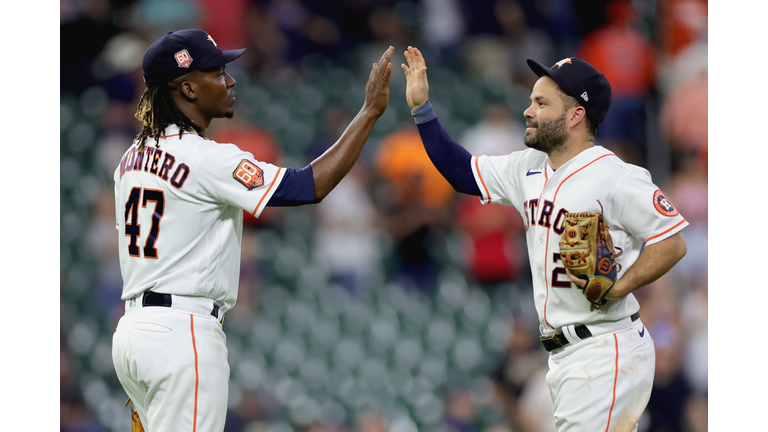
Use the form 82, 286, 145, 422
149, 124, 198, 139
557, 145, 613, 172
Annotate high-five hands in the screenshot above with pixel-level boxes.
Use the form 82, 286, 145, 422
401, 46, 429, 110
363, 46, 394, 118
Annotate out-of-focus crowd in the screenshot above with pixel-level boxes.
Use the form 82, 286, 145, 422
60, 0, 707, 431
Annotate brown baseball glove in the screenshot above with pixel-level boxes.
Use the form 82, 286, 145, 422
559, 202, 622, 310
125, 399, 145, 432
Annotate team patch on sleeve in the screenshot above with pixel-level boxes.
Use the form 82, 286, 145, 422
653, 190, 679, 216
233, 159, 264, 190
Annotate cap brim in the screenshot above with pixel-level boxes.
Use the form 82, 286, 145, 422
527, 59, 550, 79
198, 48, 246, 70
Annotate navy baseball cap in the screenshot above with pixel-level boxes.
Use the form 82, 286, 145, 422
142, 29, 246, 87
527, 57, 612, 127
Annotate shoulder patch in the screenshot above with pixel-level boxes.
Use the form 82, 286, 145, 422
233, 159, 264, 190
653, 190, 678, 216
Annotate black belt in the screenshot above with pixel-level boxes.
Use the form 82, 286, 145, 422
540, 312, 641, 352
142, 291, 220, 319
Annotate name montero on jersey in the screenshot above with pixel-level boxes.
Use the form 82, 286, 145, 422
119, 145, 190, 189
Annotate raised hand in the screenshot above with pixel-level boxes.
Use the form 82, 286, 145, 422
310, 46, 393, 200
363, 46, 394, 118
401, 46, 429, 110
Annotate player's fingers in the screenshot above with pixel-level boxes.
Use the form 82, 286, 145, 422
408, 47, 418, 68
380, 45, 394, 62
383, 62, 393, 85
564, 269, 585, 287
372, 47, 392, 81
415, 47, 427, 69
408, 47, 424, 67
401, 63, 409, 76
377, 46, 393, 71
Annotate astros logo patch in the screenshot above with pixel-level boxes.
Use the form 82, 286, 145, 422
554, 58, 573, 68
175, 49, 193, 68
233, 159, 264, 190
653, 190, 678, 216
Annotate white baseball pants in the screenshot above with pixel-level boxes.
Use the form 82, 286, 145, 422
112, 302, 230, 432
546, 317, 655, 432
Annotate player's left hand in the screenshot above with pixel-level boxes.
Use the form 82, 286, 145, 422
401, 46, 429, 110
559, 206, 623, 310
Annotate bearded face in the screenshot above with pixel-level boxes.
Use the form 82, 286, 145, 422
524, 112, 569, 154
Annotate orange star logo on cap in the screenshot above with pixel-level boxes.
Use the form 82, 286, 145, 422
554, 58, 572, 68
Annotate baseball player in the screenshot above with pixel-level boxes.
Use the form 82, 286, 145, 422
111, 29, 393, 432
401, 46, 688, 431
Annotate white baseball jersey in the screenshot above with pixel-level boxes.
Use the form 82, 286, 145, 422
470, 145, 687, 334
113, 125, 286, 315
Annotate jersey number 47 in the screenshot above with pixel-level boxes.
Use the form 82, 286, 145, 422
123, 186, 165, 259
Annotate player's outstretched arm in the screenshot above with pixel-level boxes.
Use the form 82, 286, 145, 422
401, 46, 481, 197
402, 46, 429, 110
567, 231, 687, 299
310, 46, 394, 201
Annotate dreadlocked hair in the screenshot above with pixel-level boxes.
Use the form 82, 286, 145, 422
134, 83, 202, 151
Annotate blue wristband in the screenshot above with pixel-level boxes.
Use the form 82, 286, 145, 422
411, 100, 437, 125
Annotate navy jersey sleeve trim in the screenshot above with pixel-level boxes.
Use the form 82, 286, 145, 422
267, 164, 317, 206
412, 101, 438, 124
414, 102, 481, 196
